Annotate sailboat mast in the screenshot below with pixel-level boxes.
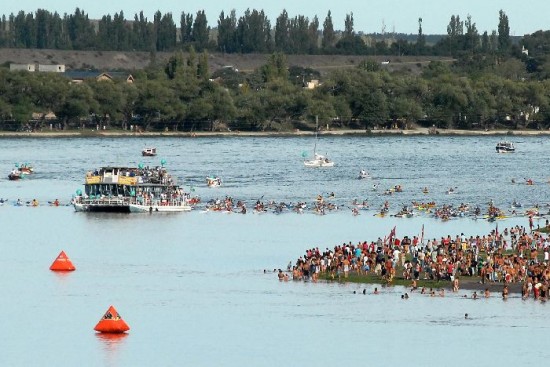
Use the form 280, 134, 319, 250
314, 115, 318, 155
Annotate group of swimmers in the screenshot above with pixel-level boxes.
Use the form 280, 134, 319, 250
192, 189, 550, 221
285, 225, 550, 301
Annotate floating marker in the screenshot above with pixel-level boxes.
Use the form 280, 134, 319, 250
94, 305, 130, 334
49, 250, 76, 271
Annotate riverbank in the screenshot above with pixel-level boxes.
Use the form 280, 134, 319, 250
1, 127, 550, 138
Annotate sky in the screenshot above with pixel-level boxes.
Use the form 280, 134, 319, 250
3, 0, 549, 36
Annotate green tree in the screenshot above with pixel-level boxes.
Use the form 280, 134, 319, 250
55, 83, 97, 129
180, 12, 193, 48
89, 81, 124, 127
322, 11, 335, 52
497, 10, 510, 53
237, 9, 272, 53
308, 16, 319, 54
261, 52, 289, 82
154, 11, 177, 51
192, 10, 210, 51
217, 10, 237, 53
165, 51, 186, 79
135, 79, 178, 130
197, 51, 209, 80
66, 8, 95, 50
132, 11, 154, 51
274, 10, 290, 52
416, 18, 426, 55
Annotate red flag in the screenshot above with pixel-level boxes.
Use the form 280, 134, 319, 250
387, 226, 396, 245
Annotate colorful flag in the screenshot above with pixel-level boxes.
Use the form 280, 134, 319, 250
387, 226, 396, 245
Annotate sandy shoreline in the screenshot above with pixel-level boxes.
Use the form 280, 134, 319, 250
1, 127, 550, 138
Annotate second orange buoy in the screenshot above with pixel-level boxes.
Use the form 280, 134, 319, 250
94, 305, 130, 334
49, 250, 76, 271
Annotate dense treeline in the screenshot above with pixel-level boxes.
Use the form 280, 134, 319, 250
0, 7, 520, 56
2, 49, 550, 132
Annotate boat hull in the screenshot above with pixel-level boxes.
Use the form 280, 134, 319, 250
496, 141, 515, 153
74, 203, 130, 213
128, 203, 192, 213
304, 160, 335, 167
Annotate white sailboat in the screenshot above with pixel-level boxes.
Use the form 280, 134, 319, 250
304, 117, 334, 167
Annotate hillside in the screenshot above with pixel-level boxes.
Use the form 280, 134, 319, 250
0, 48, 452, 75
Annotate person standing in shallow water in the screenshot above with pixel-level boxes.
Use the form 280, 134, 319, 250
502, 285, 509, 300
453, 277, 459, 292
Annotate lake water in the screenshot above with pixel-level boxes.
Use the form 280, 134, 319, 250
0, 135, 549, 366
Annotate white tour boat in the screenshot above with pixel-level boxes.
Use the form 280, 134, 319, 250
73, 166, 191, 213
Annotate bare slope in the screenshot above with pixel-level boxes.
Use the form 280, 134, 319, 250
0, 48, 451, 74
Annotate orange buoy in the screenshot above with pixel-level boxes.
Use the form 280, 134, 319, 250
49, 250, 76, 271
94, 305, 130, 334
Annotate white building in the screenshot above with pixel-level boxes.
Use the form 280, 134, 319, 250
38, 64, 65, 72
10, 63, 35, 72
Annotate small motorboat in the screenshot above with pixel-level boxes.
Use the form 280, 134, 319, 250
206, 177, 222, 187
496, 141, 515, 153
142, 147, 157, 157
358, 170, 370, 179
8, 170, 21, 180
304, 153, 335, 167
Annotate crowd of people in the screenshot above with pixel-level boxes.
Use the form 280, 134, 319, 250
285, 225, 550, 301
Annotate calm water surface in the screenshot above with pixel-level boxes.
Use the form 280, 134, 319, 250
0, 136, 549, 366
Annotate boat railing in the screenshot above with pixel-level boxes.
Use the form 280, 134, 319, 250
79, 197, 131, 205
135, 196, 190, 207
75, 194, 189, 207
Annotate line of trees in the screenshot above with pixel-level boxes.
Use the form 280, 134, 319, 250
0, 8, 519, 56
2, 49, 550, 132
